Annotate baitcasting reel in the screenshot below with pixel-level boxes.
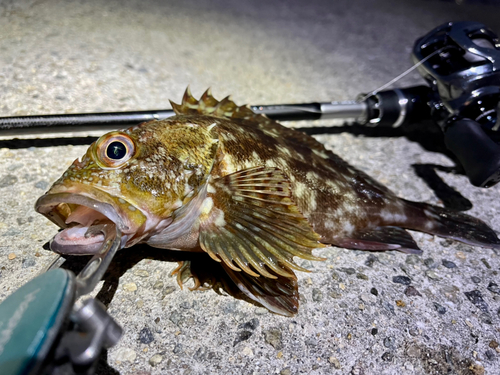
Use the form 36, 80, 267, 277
412, 21, 500, 187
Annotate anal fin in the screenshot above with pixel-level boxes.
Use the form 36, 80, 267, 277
222, 263, 299, 316
334, 226, 422, 255
169, 257, 300, 316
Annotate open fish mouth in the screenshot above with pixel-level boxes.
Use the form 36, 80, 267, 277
35, 192, 133, 255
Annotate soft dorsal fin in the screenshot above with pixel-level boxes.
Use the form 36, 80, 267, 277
170, 87, 272, 124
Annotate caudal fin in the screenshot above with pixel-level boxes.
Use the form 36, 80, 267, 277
402, 200, 500, 250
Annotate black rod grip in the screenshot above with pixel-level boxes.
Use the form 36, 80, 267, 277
444, 118, 500, 187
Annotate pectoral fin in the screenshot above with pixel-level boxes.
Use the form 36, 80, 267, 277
198, 167, 325, 279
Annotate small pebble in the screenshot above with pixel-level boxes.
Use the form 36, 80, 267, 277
173, 343, 183, 354
22, 257, 36, 268
371, 328, 378, 335
425, 270, 441, 280
464, 290, 489, 313
139, 327, 154, 344
405, 254, 420, 265
0, 174, 18, 188
161, 286, 176, 299
383, 337, 396, 349
8, 253, 16, 260
329, 291, 342, 299
471, 276, 481, 284
356, 273, 368, 280
339, 267, 355, 275
381, 352, 393, 362
370, 287, 378, 296
424, 258, 435, 267
382, 301, 395, 314
123, 282, 137, 292
405, 286, 422, 297
392, 275, 411, 285
489, 340, 499, 349
408, 328, 419, 336
153, 281, 164, 290
440, 239, 453, 247
255, 307, 269, 315
487, 282, 500, 295
280, 368, 290, 375
169, 311, 182, 325
441, 259, 457, 269
481, 258, 491, 269
377, 254, 393, 265
433, 302, 446, 315
34, 180, 49, 190
114, 348, 137, 362
331, 271, 340, 281
395, 300, 406, 307
264, 328, 283, 350
242, 347, 254, 357
485, 350, 496, 361
440, 285, 461, 304
193, 347, 207, 361
134, 269, 150, 277
233, 331, 253, 346
312, 288, 323, 302
329, 357, 341, 369
149, 354, 163, 366
365, 254, 377, 267
238, 318, 259, 331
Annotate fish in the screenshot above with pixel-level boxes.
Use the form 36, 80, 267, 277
35, 88, 500, 316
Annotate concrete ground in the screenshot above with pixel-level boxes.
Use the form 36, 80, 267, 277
1, 0, 500, 374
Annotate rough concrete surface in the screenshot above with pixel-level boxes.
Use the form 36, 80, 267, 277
1, 0, 500, 374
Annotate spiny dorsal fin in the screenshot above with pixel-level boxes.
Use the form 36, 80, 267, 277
170, 87, 271, 124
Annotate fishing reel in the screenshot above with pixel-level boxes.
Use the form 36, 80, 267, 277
357, 21, 500, 187
412, 21, 500, 187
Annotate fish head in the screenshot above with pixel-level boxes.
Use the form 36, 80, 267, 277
35, 118, 219, 255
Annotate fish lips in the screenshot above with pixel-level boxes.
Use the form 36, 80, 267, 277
35, 192, 138, 255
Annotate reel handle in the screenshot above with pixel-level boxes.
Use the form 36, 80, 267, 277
444, 117, 500, 187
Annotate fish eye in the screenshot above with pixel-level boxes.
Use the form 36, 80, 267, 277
106, 141, 127, 160
96, 133, 135, 168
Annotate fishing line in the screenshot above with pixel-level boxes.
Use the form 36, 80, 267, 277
357, 46, 457, 102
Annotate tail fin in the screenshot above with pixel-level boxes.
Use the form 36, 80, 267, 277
402, 200, 500, 250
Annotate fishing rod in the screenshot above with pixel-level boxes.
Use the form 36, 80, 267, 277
2, 22, 500, 188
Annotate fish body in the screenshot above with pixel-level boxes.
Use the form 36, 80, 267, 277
36, 89, 500, 315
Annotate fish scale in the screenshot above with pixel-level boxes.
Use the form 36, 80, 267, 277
36, 88, 500, 316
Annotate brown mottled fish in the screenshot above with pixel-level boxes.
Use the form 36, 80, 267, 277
35, 89, 500, 316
